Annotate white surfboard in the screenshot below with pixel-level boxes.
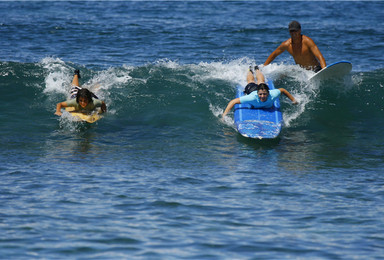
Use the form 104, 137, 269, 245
309, 61, 352, 82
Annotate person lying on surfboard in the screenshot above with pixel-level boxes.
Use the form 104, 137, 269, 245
264, 21, 326, 72
54, 70, 107, 116
222, 66, 297, 118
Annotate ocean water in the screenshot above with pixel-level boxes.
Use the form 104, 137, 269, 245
1, 1, 384, 259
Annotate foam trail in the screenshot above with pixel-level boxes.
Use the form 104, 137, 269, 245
261, 63, 319, 127
41, 58, 326, 130
41, 57, 72, 94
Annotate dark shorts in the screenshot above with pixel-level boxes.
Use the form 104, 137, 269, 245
70, 86, 81, 99
244, 82, 268, 95
244, 83, 258, 95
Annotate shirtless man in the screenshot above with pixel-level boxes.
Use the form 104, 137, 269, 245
264, 21, 326, 72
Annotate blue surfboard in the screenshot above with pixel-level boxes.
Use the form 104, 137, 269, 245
309, 61, 352, 82
234, 79, 283, 139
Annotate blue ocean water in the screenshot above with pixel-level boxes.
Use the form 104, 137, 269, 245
1, 1, 384, 259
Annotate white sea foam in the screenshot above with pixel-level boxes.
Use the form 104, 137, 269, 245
41, 57, 72, 95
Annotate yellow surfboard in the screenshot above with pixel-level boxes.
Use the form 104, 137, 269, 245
65, 107, 102, 123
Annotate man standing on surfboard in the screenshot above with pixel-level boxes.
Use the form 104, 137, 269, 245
264, 21, 326, 72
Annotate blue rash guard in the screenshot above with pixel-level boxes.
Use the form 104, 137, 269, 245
239, 89, 281, 108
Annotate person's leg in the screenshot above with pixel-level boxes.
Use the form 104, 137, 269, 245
72, 75, 80, 87
70, 70, 82, 98
72, 69, 81, 87
254, 66, 265, 84
247, 67, 256, 83
244, 67, 258, 94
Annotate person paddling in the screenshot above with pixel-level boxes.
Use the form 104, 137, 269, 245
222, 66, 297, 118
54, 70, 106, 116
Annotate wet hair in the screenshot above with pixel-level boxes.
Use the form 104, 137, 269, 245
244, 83, 270, 95
76, 88, 93, 104
257, 83, 269, 92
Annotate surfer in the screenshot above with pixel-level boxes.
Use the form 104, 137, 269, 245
222, 66, 297, 117
54, 70, 107, 116
264, 21, 326, 72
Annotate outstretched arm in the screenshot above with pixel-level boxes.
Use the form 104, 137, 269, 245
278, 88, 298, 104
222, 98, 241, 117
264, 42, 287, 66
55, 101, 68, 116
